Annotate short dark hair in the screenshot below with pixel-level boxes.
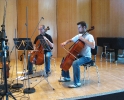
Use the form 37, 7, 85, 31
77, 21, 87, 28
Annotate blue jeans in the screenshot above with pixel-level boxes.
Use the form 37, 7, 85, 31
27, 51, 52, 73
61, 56, 91, 85
61, 70, 70, 78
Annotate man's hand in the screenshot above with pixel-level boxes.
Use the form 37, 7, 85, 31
61, 42, 66, 47
43, 36, 48, 41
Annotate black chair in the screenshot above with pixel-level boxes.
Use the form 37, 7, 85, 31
82, 46, 100, 84
100, 43, 115, 63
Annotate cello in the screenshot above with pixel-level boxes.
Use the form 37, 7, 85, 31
60, 26, 94, 71
29, 26, 51, 65
29, 40, 44, 65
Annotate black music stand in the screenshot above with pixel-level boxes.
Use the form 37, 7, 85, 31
13, 38, 34, 50
11, 38, 25, 89
13, 38, 35, 93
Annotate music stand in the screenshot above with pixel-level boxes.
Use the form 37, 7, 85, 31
13, 38, 35, 93
11, 38, 24, 89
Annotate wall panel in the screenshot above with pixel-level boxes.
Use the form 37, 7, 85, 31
57, 0, 77, 57
1, 0, 124, 58
77, 0, 91, 28
17, 0, 38, 58
57, 0, 91, 57
17, 0, 38, 39
92, 0, 124, 41
91, 0, 110, 41
109, 0, 124, 37
91, 0, 124, 55
91, 0, 110, 55
38, 0, 57, 57
17, 0, 57, 57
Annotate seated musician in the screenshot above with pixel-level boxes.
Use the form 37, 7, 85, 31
27, 25, 54, 76
59, 21, 95, 88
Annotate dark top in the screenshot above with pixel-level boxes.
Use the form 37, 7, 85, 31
34, 33, 53, 51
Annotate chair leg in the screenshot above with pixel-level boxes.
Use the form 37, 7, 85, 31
87, 67, 90, 80
83, 65, 100, 84
106, 52, 112, 63
50, 57, 56, 77
83, 66, 86, 85
95, 65, 100, 83
100, 52, 103, 61
110, 53, 112, 63
83, 65, 90, 85
101, 52, 107, 61
33, 64, 37, 73
51, 57, 56, 71
106, 52, 109, 62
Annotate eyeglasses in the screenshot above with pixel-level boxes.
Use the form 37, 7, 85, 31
38, 28, 44, 30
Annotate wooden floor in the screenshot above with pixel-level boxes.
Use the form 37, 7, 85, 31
1, 56, 124, 100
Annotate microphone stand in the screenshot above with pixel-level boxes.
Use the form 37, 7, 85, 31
23, 8, 44, 94
0, 0, 16, 99
23, 7, 35, 94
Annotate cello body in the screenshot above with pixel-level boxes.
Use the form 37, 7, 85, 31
60, 40, 85, 71
30, 40, 44, 65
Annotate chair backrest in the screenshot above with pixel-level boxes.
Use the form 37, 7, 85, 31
91, 46, 97, 55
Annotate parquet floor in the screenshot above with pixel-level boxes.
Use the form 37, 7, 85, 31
1, 56, 124, 100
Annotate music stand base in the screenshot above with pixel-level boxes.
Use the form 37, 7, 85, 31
23, 87, 35, 94
12, 83, 23, 89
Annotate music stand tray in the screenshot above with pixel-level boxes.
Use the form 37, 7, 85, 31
13, 38, 33, 50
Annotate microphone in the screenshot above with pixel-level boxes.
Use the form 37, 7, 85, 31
41, 17, 44, 20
